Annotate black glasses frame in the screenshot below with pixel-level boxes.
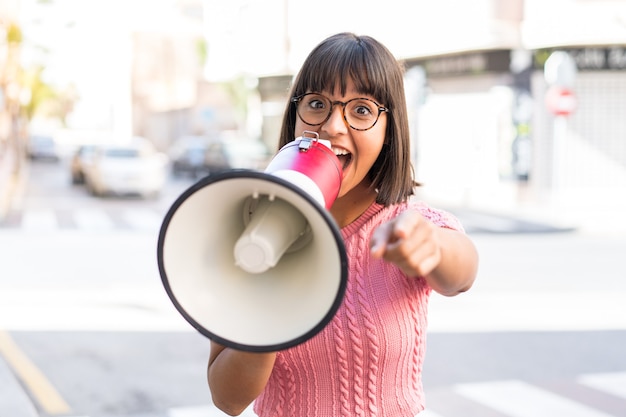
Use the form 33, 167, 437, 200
291, 93, 389, 131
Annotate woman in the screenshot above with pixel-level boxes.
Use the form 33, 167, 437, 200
208, 32, 479, 417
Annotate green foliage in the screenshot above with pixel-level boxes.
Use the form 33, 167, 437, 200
20, 67, 55, 120
6, 23, 23, 44
19, 66, 78, 126
534, 49, 551, 68
196, 38, 208, 66
219, 76, 251, 123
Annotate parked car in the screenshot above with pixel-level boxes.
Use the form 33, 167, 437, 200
83, 138, 168, 198
169, 135, 271, 178
219, 139, 272, 171
169, 136, 219, 178
70, 144, 98, 184
27, 135, 60, 161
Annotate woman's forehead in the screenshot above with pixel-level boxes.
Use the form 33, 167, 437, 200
310, 77, 376, 99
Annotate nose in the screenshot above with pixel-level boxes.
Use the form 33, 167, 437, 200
321, 104, 349, 136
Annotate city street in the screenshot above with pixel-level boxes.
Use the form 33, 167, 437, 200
1, 159, 625, 417
3, 1, 626, 416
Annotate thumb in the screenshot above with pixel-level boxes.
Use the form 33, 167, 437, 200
370, 222, 394, 258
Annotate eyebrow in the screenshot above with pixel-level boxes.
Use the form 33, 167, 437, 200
311, 90, 381, 102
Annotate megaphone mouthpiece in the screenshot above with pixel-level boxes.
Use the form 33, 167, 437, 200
234, 196, 308, 274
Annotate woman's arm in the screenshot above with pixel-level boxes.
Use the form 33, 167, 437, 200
370, 209, 478, 296
208, 342, 277, 416
421, 226, 478, 296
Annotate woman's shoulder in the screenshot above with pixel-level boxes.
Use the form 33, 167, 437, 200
342, 199, 465, 238
406, 199, 465, 232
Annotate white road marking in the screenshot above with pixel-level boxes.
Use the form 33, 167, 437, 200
578, 371, 626, 400
74, 209, 115, 231
21, 209, 58, 231
122, 209, 163, 231
454, 379, 616, 417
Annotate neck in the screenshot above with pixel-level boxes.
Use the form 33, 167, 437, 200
330, 183, 378, 228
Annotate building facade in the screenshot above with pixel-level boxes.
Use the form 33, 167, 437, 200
245, 0, 626, 219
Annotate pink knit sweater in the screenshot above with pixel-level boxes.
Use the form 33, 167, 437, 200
254, 201, 463, 417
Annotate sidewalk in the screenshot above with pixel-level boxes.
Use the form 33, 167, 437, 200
445, 206, 577, 234
434, 184, 626, 236
0, 153, 38, 417
0, 151, 26, 223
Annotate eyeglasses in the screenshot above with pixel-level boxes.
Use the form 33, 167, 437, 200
291, 93, 389, 131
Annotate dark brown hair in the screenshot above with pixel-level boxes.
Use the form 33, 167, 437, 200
278, 32, 416, 205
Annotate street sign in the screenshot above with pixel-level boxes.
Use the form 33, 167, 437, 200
544, 51, 578, 87
545, 86, 577, 117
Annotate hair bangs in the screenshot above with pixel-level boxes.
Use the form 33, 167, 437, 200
295, 35, 389, 105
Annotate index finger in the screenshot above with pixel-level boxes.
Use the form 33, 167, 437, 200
391, 210, 421, 239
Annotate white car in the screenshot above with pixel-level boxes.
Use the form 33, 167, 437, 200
84, 139, 168, 198
70, 144, 99, 184
27, 135, 60, 161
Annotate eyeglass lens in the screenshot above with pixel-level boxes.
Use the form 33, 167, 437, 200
295, 94, 385, 131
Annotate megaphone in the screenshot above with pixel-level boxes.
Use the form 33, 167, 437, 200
157, 132, 348, 352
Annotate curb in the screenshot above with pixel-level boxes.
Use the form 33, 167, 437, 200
0, 164, 28, 222
0, 173, 17, 221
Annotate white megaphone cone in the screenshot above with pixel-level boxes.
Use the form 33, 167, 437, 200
157, 131, 347, 352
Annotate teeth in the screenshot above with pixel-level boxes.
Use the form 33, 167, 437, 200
333, 148, 349, 156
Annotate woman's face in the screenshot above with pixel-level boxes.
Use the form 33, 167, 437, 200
293, 79, 387, 200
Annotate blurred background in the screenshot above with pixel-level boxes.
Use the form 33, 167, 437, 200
0, 1, 625, 417
2, 0, 626, 227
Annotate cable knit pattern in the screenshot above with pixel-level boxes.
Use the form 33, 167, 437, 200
254, 200, 464, 417
355, 230, 380, 417
333, 274, 354, 416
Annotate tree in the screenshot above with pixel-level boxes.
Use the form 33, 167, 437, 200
20, 67, 79, 127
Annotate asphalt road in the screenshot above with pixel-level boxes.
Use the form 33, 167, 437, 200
0, 159, 625, 417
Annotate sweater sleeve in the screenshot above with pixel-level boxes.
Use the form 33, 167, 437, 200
409, 200, 465, 233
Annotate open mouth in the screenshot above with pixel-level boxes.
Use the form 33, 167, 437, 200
333, 148, 352, 171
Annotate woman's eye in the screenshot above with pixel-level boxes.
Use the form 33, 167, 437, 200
352, 103, 374, 117
356, 106, 372, 115
307, 98, 326, 110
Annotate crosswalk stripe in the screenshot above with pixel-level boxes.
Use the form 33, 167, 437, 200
5, 208, 167, 232
74, 209, 115, 231
21, 209, 58, 230
578, 371, 626, 400
454, 379, 616, 417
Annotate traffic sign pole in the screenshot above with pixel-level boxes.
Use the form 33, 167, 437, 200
544, 52, 578, 195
